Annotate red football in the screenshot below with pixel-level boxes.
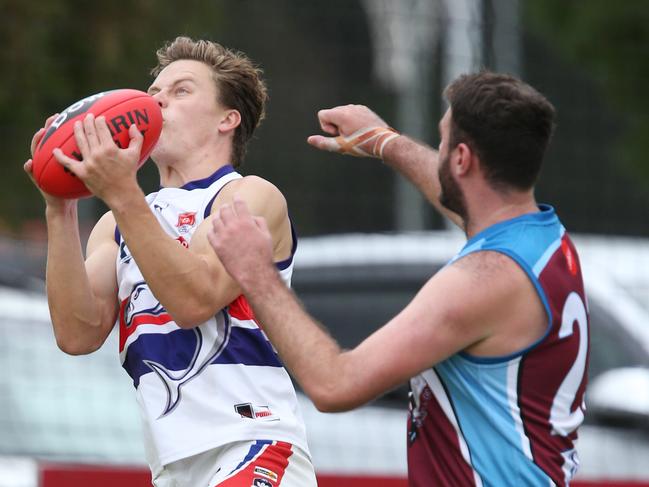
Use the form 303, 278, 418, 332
32, 89, 162, 199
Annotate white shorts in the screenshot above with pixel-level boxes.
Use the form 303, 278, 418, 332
152, 440, 317, 487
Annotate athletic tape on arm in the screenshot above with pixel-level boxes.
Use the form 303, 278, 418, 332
333, 127, 400, 159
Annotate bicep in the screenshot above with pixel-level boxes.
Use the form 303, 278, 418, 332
340, 262, 496, 405
184, 177, 291, 303
208, 177, 292, 261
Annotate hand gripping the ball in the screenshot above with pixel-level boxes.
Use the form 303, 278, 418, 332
24, 113, 75, 206
52, 113, 144, 205
30, 89, 162, 199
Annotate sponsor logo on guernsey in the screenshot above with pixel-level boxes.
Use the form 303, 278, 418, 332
234, 403, 279, 422
176, 235, 189, 248
176, 212, 196, 233
254, 466, 278, 482
252, 479, 273, 487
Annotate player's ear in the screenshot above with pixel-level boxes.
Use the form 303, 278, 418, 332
455, 142, 475, 177
218, 109, 241, 134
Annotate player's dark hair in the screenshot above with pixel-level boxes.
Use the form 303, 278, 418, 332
152, 36, 268, 167
444, 71, 555, 191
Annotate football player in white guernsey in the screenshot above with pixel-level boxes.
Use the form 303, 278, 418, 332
209, 73, 589, 487
25, 37, 316, 487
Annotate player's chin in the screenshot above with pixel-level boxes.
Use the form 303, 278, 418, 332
149, 140, 178, 166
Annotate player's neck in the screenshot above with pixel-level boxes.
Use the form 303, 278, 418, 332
155, 148, 233, 188
464, 189, 538, 239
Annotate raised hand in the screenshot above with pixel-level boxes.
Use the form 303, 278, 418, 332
307, 104, 399, 159
51, 113, 143, 205
24, 113, 76, 206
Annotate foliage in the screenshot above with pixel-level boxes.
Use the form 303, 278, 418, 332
0, 0, 227, 230
525, 0, 649, 181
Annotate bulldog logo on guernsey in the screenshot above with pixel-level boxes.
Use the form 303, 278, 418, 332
120, 281, 231, 418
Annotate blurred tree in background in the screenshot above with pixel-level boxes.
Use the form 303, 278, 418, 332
526, 0, 649, 181
525, 0, 649, 235
0, 0, 230, 231
0, 0, 647, 248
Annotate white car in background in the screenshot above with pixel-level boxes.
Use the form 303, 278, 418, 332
1, 231, 649, 486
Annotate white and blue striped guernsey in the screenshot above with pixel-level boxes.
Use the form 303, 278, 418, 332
114, 165, 310, 476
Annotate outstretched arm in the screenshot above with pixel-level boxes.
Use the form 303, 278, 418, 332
307, 104, 462, 228
207, 199, 520, 411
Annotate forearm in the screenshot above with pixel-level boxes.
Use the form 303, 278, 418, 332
382, 136, 463, 227
242, 269, 364, 411
382, 135, 440, 204
45, 205, 107, 353
110, 192, 229, 327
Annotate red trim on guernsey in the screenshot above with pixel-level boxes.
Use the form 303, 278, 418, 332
216, 441, 292, 486
118, 297, 174, 352
228, 295, 257, 322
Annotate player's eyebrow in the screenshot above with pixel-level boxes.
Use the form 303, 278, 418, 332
147, 78, 196, 96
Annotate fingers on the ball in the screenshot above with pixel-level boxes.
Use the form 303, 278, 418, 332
95, 116, 113, 145
53, 148, 78, 170
31, 128, 45, 155
83, 114, 99, 147
44, 113, 59, 128
73, 121, 90, 156
127, 124, 144, 150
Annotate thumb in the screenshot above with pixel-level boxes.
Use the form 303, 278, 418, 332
307, 135, 340, 153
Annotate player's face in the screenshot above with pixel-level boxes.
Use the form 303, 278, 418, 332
147, 60, 230, 163
437, 109, 468, 221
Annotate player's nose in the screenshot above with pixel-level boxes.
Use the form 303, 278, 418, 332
152, 90, 167, 109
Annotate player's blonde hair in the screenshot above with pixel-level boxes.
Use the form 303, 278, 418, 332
152, 36, 268, 167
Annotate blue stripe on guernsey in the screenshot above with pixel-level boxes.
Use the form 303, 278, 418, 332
202, 165, 237, 219
229, 440, 273, 475
123, 326, 281, 387
276, 222, 298, 271
213, 327, 282, 367
436, 357, 551, 486
178, 164, 235, 191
